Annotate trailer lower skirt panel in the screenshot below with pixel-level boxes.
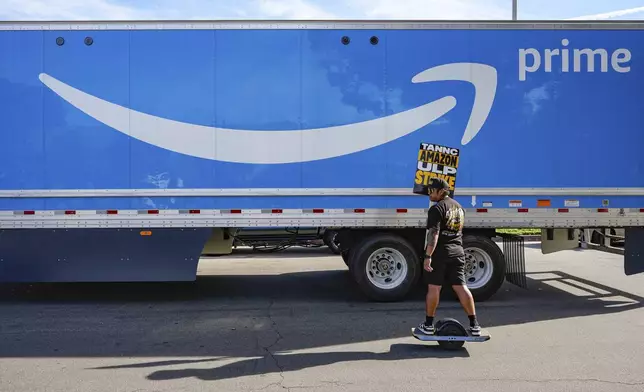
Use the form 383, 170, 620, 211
0, 228, 211, 282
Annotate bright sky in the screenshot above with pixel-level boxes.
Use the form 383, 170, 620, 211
0, 0, 643, 21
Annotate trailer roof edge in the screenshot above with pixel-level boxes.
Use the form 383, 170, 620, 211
1, 19, 644, 30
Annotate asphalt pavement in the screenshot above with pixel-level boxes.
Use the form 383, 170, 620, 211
1, 242, 643, 392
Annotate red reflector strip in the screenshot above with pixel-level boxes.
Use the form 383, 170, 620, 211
230, 209, 242, 214
107, 210, 118, 215
354, 208, 365, 213
396, 208, 408, 213
313, 209, 324, 214
272, 209, 283, 214
518, 208, 528, 213
476, 208, 488, 213
65, 210, 76, 215
23, 211, 35, 215
558, 208, 569, 213
640, 209, 644, 213
148, 210, 159, 214
189, 209, 200, 214
598, 208, 608, 213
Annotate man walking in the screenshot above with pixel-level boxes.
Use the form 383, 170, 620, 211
416, 177, 481, 336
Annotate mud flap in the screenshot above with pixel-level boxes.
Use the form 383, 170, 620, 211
499, 233, 527, 289
541, 228, 579, 254
624, 227, 644, 276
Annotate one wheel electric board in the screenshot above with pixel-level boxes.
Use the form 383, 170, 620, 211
411, 318, 490, 350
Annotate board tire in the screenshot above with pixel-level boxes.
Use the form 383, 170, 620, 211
462, 234, 506, 302
349, 233, 421, 302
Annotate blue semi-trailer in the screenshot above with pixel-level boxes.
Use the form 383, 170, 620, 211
0, 19, 642, 301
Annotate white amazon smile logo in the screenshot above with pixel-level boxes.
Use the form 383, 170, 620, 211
38, 62, 497, 164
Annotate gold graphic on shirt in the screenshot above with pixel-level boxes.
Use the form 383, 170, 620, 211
445, 205, 464, 232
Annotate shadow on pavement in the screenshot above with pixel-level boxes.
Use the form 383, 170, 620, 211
142, 343, 468, 382
0, 257, 642, 370
81, 268, 643, 383
0, 269, 364, 303
89, 342, 467, 383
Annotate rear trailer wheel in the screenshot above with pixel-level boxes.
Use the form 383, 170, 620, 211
349, 233, 421, 302
341, 249, 351, 268
462, 235, 506, 302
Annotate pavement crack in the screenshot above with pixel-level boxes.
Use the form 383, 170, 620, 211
256, 381, 284, 391
476, 377, 644, 386
285, 381, 353, 390
260, 300, 286, 390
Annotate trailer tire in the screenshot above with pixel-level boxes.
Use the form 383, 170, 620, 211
341, 249, 351, 268
349, 233, 420, 302
462, 235, 505, 302
323, 230, 341, 255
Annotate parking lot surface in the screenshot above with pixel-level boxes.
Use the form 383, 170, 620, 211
1, 242, 643, 391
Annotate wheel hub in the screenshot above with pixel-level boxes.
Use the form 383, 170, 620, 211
463, 247, 494, 290
365, 248, 408, 290
374, 254, 394, 274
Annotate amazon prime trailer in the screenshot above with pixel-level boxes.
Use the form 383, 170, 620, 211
0, 19, 643, 302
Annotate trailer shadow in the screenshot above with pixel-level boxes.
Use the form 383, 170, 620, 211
1, 240, 643, 382
99, 269, 644, 383
0, 259, 641, 350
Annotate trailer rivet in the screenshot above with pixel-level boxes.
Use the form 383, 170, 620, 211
370, 36, 379, 45
84, 37, 93, 46
56, 37, 64, 46
341, 36, 350, 45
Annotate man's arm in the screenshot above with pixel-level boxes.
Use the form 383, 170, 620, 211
425, 207, 442, 258
425, 227, 440, 257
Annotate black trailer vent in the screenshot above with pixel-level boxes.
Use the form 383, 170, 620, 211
500, 233, 527, 289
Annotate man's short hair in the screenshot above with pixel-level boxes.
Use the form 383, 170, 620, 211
428, 177, 450, 191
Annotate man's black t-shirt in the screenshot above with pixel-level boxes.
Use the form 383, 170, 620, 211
426, 196, 465, 259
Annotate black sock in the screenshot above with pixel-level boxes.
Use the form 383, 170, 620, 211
425, 316, 434, 326
468, 315, 478, 327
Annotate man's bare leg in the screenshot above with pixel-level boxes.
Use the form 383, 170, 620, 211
452, 284, 481, 334
452, 284, 475, 315
415, 284, 443, 334
426, 284, 442, 318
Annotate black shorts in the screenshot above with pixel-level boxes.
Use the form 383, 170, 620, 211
423, 256, 466, 286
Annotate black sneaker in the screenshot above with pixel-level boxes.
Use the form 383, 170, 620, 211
469, 324, 481, 336
416, 322, 435, 335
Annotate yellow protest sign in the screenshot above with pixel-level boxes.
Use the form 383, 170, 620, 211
412, 142, 460, 198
